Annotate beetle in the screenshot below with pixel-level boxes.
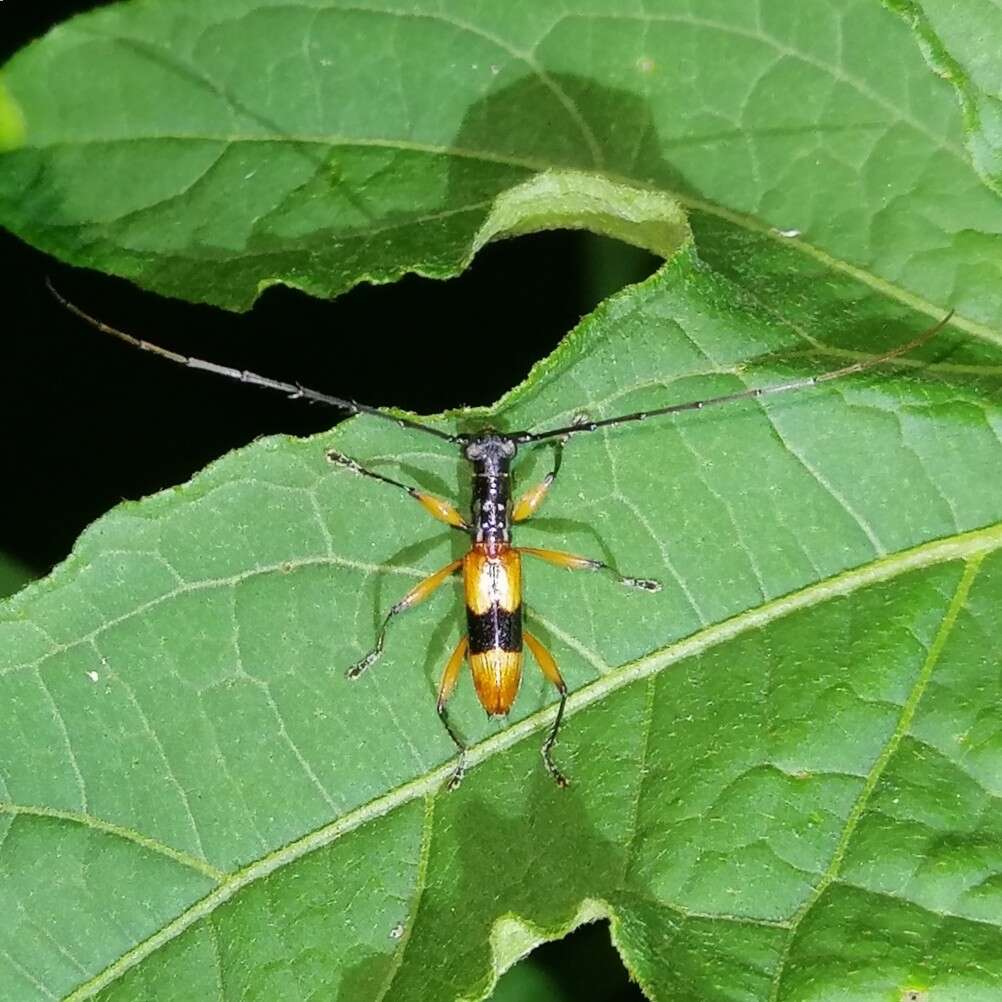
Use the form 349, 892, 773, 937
326, 424, 661, 790
49, 281, 950, 789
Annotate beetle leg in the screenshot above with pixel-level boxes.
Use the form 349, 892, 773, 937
518, 546, 661, 592
524, 630, 569, 788
327, 449, 469, 531
346, 559, 462, 678
512, 436, 567, 523
437, 634, 470, 791
513, 413, 597, 522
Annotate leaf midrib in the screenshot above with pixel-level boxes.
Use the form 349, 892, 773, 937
44, 517, 1002, 1001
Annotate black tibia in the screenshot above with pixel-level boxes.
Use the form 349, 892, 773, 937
542, 686, 569, 788
534, 412, 587, 485
436, 635, 470, 791
327, 449, 469, 531
591, 560, 662, 592
512, 415, 593, 524
327, 449, 411, 491
581, 555, 662, 591
344, 609, 397, 680
523, 630, 570, 788
441, 705, 468, 792
345, 559, 461, 679
543, 431, 568, 482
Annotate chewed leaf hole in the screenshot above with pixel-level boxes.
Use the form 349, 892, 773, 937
492, 920, 644, 1001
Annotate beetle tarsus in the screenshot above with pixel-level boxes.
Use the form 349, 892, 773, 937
542, 745, 569, 788
345, 645, 381, 679
446, 756, 467, 791
326, 448, 360, 473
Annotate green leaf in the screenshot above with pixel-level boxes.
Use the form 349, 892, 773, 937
4, 3, 1002, 1001
0, 78, 25, 153
887, 0, 1002, 195
4, 247, 1002, 1000
0, 0, 1000, 319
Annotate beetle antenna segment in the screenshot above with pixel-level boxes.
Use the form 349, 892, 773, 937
511, 311, 953, 445
47, 278, 461, 444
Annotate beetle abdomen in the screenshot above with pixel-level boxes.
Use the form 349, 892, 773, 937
469, 647, 523, 716
463, 546, 523, 716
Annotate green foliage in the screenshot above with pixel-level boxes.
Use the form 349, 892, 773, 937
886, 0, 1002, 194
0, 78, 24, 152
2, 2, 1002, 1001
0, 553, 34, 600
2, 0, 1001, 320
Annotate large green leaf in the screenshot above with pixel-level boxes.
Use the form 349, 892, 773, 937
3, 246, 1002, 1000
3, 2, 1002, 1001
0, 0, 1000, 321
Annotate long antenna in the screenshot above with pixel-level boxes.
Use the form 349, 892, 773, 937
512, 312, 953, 445
47, 279, 461, 444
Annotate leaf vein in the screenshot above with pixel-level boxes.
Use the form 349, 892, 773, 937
24, 134, 995, 343
0, 802, 223, 881
373, 795, 435, 1002
58, 524, 1002, 1001
6, 554, 429, 680
766, 553, 984, 1001
620, 675, 657, 886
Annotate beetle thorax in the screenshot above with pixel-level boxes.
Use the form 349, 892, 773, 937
465, 433, 517, 551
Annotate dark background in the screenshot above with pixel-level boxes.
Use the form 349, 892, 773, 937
2, 4, 656, 998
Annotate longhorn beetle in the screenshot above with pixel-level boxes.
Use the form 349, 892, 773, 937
49, 282, 950, 789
